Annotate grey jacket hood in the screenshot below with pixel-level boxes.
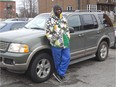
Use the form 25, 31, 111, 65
53, 5, 62, 16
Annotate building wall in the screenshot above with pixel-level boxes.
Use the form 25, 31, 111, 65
80, 0, 88, 10
0, 1, 16, 19
62, 0, 77, 11
39, 0, 77, 13
97, 0, 115, 11
38, 0, 116, 14
97, 0, 114, 3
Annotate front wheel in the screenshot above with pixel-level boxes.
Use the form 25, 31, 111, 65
28, 53, 54, 83
95, 41, 109, 61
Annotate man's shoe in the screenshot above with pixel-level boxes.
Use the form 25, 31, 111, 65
60, 76, 65, 80
53, 73, 62, 83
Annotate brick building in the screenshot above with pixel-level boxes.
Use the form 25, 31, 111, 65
0, 0, 16, 19
38, 0, 116, 13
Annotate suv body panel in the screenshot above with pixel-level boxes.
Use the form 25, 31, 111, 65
70, 31, 85, 59
0, 12, 115, 73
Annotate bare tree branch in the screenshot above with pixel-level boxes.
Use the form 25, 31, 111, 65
19, 0, 38, 18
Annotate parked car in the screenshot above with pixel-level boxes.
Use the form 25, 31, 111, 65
0, 12, 115, 83
28, 18, 33, 22
0, 21, 27, 32
5, 18, 28, 21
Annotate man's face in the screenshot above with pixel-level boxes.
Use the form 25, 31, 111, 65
56, 8, 61, 15
55, 8, 62, 17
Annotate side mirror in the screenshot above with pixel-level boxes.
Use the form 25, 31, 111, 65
69, 27, 74, 33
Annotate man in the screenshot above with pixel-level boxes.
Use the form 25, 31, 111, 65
46, 5, 70, 82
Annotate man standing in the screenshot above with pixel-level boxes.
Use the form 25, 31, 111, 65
46, 5, 70, 82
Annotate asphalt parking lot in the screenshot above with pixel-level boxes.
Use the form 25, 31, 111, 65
0, 49, 116, 87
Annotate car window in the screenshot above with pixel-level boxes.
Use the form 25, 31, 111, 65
91, 15, 98, 28
98, 14, 104, 24
25, 14, 49, 29
81, 14, 96, 30
0, 22, 6, 30
10, 23, 26, 30
68, 15, 81, 31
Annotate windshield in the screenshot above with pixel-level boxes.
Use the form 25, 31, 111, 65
0, 22, 6, 30
25, 14, 49, 30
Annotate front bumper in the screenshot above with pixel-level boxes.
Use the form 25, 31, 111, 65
0, 52, 30, 72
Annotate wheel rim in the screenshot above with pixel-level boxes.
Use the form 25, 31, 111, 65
36, 59, 51, 78
100, 44, 107, 59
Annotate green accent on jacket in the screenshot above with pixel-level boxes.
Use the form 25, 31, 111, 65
63, 33, 69, 47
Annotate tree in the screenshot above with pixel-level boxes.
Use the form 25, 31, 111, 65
19, 0, 38, 18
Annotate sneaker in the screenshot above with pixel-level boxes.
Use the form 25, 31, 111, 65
53, 73, 62, 83
60, 76, 65, 80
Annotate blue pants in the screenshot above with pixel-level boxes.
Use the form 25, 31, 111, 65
51, 46, 70, 77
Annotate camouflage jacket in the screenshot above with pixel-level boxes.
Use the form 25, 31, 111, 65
46, 11, 70, 48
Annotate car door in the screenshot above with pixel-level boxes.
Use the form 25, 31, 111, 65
80, 14, 100, 56
67, 14, 85, 60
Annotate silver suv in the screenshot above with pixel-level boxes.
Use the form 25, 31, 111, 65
0, 12, 115, 83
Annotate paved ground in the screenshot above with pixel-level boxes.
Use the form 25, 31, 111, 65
0, 49, 116, 87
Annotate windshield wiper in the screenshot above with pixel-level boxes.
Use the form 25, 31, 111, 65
24, 26, 28, 29
30, 27, 44, 30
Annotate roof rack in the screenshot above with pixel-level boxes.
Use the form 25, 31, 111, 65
63, 10, 103, 13
75, 10, 102, 12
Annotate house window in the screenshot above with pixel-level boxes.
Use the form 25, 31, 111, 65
87, 4, 97, 12
67, 6, 72, 11
106, 0, 108, 3
112, 0, 116, 2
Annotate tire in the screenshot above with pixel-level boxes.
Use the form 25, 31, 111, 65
28, 53, 54, 83
95, 41, 109, 61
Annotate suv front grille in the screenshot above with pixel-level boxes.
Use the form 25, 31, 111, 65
0, 41, 10, 52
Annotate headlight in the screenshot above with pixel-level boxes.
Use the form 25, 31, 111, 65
8, 43, 29, 53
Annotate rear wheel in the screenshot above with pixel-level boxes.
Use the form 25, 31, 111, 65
28, 53, 53, 83
95, 41, 109, 61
